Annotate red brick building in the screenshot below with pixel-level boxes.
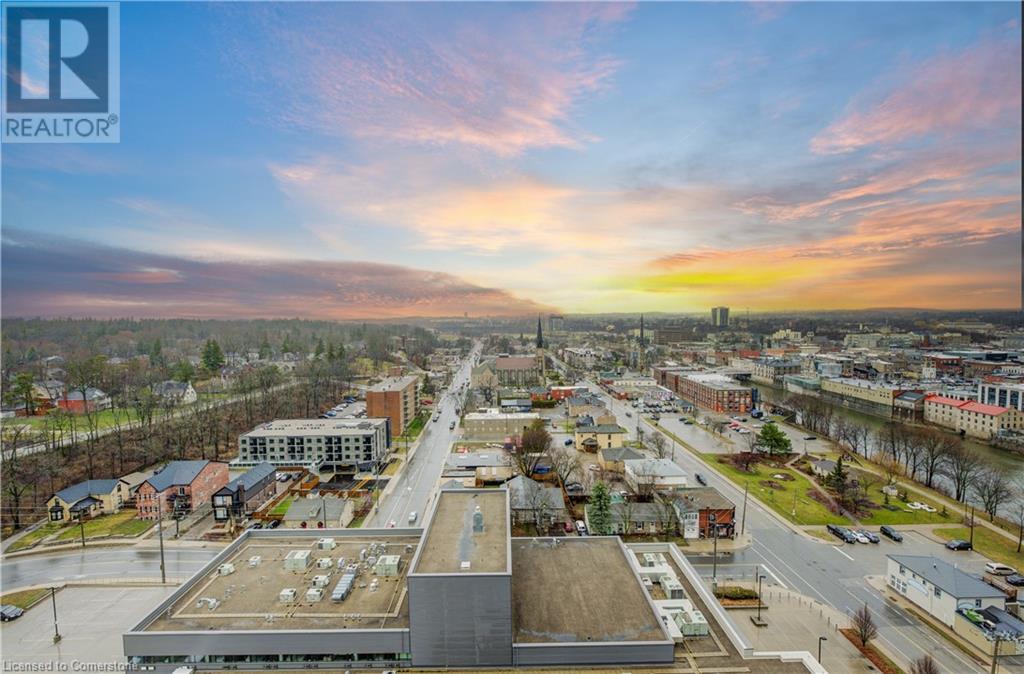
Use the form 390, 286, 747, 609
135, 460, 229, 520
673, 487, 736, 539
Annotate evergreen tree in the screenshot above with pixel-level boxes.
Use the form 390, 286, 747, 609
172, 360, 195, 382
315, 337, 325, 359
827, 455, 850, 494
258, 337, 272, 360
589, 482, 613, 535
757, 422, 792, 455
201, 339, 225, 371
149, 338, 164, 367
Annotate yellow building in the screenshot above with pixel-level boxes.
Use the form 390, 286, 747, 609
47, 478, 129, 522
574, 424, 626, 452
820, 377, 900, 408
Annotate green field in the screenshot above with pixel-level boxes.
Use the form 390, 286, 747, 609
6, 522, 65, 552
0, 587, 50, 609
700, 453, 849, 526
933, 527, 1024, 568
856, 488, 953, 526
53, 510, 152, 542
269, 496, 295, 517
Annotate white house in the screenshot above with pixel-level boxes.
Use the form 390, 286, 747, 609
886, 555, 1005, 629
624, 458, 688, 493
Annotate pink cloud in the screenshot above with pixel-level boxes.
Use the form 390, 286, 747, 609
226, 3, 632, 156
812, 36, 1022, 154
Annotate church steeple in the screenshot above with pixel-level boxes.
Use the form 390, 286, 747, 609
536, 315, 544, 349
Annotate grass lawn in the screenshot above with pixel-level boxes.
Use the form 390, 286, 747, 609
0, 587, 50, 609
348, 514, 366, 528
269, 496, 295, 517
398, 412, 428, 445
933, 527, 1024, 567
857, 488, 953, 526
5, 522, 65, 552
381, 460, 401, 477
806, 528, 837, 542
52, 510, 151, 542
701, 453, 849, 526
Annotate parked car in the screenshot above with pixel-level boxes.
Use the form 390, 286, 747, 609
563, 521, 574, 533
564, 438, 574, 446
826, 523, 852, 542
0, 605, 24, 622
1004, 574, 1024, 587
575, 520, 587, 536
879, 525, 903, 542
695, 473, 707, 486
387, 520, 397, 528
625, 411, 632, 417
857, 529, 879, 544
804, 436, 817, 441
408, 511, 418, 524
945, 539, 972, 551
267, 519, 281, 529
852, 531, 870, 544
449, 421, 456, 430
985, 562, 1017, 576
566, 483, 584, 493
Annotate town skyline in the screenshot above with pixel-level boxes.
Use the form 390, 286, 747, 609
2, 1, 1021, 319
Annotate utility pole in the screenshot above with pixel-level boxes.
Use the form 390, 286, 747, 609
710, 513, 719, 587
50, 587, 61, 643
740, 481, 749, 536
157, 495, 167, 584
77, 513, 86, 548
970, 506, 976, 548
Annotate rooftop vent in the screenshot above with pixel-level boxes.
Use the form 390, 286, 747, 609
460, 561, 472, 571
472, 505, 484, 533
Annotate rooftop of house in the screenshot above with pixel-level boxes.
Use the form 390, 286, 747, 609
143, 460, 217, 492
889, 555, 1006, 599
412, 490, 509, 575
220, 462, 277, 494
53, 478, 123, 505
674, 486, 735, 512
510, 537, 667, 644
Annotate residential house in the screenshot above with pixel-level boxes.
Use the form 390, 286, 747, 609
135, 460, 229, 520
624, 458, 688, 493
47, 478, 129, 522
810, 458, 837, 479
212, 462, 278, 523
507, 475, 566, 528
886, 555, 1005, 629
585, 500, 677, 536
672, 487, 735, 539
153, 380, 198, 406
58, 387, 111, 414
597, 446, 644, 473
574, 424, 627, 452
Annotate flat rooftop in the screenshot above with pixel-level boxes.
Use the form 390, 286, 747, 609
143, 534, 419, 632
413, 490, 508, 574
242, 418, 386, 437
510, 537, 666, 644
368, 375, 418, 392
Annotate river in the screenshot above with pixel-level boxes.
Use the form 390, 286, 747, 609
754, 382, 1024, 489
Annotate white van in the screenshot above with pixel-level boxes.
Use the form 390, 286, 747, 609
985, 562, 1017, 576
408, 511, 418, 524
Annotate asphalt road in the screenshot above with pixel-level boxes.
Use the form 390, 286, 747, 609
577, 375, 1006, 674
0, 546, 219, 588
364, 343, 480, 529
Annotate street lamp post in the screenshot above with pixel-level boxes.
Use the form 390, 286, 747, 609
50, 587, 61, 643
817, 636, 827, 664
157, 494, 167, 584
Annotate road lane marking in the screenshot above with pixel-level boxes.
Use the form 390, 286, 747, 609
832, 545, 855, 561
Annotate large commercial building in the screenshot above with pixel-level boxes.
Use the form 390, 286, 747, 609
236, 418, 391, 472
923, 396, 1023, 439
751, 358, 802, 385
463, 410, 541, 438
124, 489, 675, 671
979, 379, 1024, 411
710, 306, 730, 327
820, 377, 902, 416
676, 373, 752, 414
886, 555, 1005, 629
366, 375, 419, 435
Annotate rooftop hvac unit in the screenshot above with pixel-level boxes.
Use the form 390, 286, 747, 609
374, 555, 401, 577
305, 587, 325, 602
218, 563, 236, 576
366, 555, 378, 567
316, 557, 333, 569
278, 588, 297, 603
336, 557, 347, 569
460, 561, 472, 571
284, 549, 311, 571
369, 579, 379, 592
317, 537, 336, 550
643, 553, 659, 568
472, 505, 484, 533
312, 574, 331, 588
331, 572, 356, 602
196, 597, 220, 610
248, 556, 262, 568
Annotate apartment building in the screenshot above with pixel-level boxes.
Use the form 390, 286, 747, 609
677, 373, 752, 414
923, 396, 1023, 439
463, 410, 540, 438
750, 358, 802, 385
820, 377, 902, 416
978, 379, 1024, 411
236, 418, 391, 471
366, 375, 419, 435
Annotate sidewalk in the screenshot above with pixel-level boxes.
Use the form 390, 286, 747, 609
730, 582, 897, 674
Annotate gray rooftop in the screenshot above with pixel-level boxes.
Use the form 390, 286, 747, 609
144, 460, 215, 492
222, 462, 276, 494
889, 555, 1006, 599
413, 490, 509, 574
54, 478, 122, 505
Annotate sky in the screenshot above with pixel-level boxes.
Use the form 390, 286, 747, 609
2, 1, 1021, 319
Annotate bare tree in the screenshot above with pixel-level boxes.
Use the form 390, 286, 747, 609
909, 655, 939, 674
916, 428, 952, 489
851, 603, 877, 647
545, 445, 580, 487
972, 467, 1013, 521
943, 442, 984, 502
650, 433, 667, 459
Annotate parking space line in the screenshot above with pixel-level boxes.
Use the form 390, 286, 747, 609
832, 545, 855, 561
